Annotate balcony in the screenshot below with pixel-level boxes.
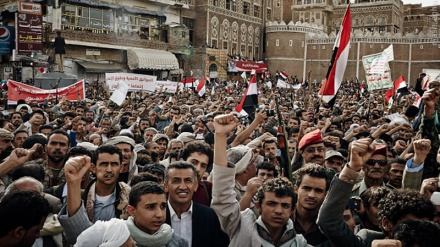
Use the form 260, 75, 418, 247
45, 28, 190, 54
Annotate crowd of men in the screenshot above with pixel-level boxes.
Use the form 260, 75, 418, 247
0, 72, 440, 247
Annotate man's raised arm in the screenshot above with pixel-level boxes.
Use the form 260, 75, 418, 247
58, 156, 93, 245
317, 138, 377, 247
211, 114, 242, 237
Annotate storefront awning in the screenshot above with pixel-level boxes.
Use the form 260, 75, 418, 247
77, 61, 122, 73
127, 48, 179, 70
67, 0, 119, 9
123, 6, 165, 17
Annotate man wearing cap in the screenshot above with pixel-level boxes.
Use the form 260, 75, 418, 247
351, 145, 394, 197
106, 136, 138, 184
431, 192, 440, 223
228, 145, 266, 217
176, 132, 195, 147
143, 127, 157, 143
324, 150, 345, 172
295, 129, 326, 169
0, 128, 14, 155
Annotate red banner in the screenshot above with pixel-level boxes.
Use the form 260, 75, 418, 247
7, 80, 85, 104
228, 60, 267, 73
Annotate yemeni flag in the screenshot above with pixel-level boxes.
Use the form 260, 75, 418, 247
280, 71, 289, 81
384, 88, 394, 104
196, 76, 208, 97
394, 75, 409, 95
413, 95, 421, 108
235, 74, 258, 118
319, 4, 351, 106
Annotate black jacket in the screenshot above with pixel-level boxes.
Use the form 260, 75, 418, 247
166, 202, 229, 247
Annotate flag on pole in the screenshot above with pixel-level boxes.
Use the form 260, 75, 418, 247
241, 71, 247, 79
277, 79, 290, 89
413, 95, 421, 108
319, 4, 351, 106
384, 88, 394, 103
279, 71, 288, 80
235, 74, 258, 117
196, 76, 207, 97
394, 75, 409, 95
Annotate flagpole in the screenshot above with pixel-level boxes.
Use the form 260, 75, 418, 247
319, 4, 351, 108
306, 58, 312, 109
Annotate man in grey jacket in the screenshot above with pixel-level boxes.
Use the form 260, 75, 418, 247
211, 114, 310, 247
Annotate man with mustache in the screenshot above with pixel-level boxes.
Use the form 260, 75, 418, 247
351, 145, 394, 197
42, 130, 70, 188
10, 112, 23, 131
80, 145, 131, 222
106, 136, 138, 184
298, 129, 326, 167
386, 158, 406, 189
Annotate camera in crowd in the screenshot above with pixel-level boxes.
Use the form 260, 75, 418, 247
266, 109, 275, 117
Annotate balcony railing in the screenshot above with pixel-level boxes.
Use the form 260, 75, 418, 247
45, 29, 191, 54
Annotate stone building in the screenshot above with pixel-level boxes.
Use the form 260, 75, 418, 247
403, 3, 439, 34
0, 0, 190, 82
265, 0, 440, 87
0, 0, 438, 86
179, 0, 277, 81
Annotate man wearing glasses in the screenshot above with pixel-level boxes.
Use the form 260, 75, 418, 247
298, 129, 326, 166
351, 145, 393, 197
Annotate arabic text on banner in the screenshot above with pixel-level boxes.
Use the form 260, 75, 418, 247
105, 73, 157, 92
362, 53, 393, 91
7, 79, 85, 104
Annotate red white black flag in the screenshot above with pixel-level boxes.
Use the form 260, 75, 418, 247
319, 4, 351, 106
235, 74, 258, 116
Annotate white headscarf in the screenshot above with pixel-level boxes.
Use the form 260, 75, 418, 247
75, 218, 130, 247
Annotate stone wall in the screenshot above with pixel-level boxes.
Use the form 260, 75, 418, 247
266, 21, 440, 85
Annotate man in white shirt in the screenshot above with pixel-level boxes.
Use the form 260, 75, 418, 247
164, 161, 229, 247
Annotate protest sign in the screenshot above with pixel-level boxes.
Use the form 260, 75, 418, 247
109, 82, 129, 106
7, 79, 85, 104
421, 69, 440, 89
155, 80, 181, 93
105, 73, 156, 92
362, 53, 393, 90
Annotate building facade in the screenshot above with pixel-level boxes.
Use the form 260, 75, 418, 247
0, 0, 438, 86
180, 0, 278, 80
266, 0, 440, 86
0, 0, 191, 83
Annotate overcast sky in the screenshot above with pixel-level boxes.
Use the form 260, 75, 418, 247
402, 0, 439, 6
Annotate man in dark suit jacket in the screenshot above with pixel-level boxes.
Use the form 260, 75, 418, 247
164, 161, 229, 247
53, 31, 66, 72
